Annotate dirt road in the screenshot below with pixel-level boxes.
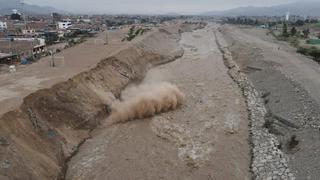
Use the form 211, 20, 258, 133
66, 26, 251, 180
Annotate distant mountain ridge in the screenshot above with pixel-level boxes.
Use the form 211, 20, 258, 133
203, 1, 320, 16
0, 0, 62, 15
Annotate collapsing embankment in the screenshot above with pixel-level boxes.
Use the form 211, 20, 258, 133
0, 22, 206, 180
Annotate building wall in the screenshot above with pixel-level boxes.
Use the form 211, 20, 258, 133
22, 29, 36, 35
0, 21, 7, 29
58, 21, 72, 29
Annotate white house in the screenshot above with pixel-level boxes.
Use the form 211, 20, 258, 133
22, 29, 36, 35
0, 21, 7, 30
79, 19, 91, 23
285, 12, 290, 21
58, 21, 72, 30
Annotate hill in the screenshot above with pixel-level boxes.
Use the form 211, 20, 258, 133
0, 0, 62, 15
203, 1, 320, 17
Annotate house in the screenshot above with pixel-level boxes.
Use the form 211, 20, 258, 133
0, 38, 46, 57
22, 29, 36, 35
258, 24, 268, 29
32, 38, 46, 55
0, 21, 7, 30
79, 19, 91, 23
0, 53, 18, 64
22, 21, 47, 35
58, 20, 72, 30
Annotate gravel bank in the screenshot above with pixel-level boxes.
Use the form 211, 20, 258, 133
219, 24, 320, 180
214, 26, 295, 180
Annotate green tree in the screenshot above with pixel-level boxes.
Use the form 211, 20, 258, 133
303, 29, 310, 38
127, 26, 136, 41
141, 19, 147, 24
294, 20, 305, 26
290, 27, 297, 36
282, 23, 289, 37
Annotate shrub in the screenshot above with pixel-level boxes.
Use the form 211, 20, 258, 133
309, 48, 320, 62
303, 29, 310, 38
297, 46, 320, 62
122, 27, 146, 41
290, 38, 299, 47
282, 23, 289, 37
297, 46, 309, 55
290, 27, 297, 36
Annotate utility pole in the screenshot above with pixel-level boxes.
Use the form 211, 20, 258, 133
9, 37, 12, 54
105, 28, 109, 45
50, 50, 55, 67
20, 0, 27, 31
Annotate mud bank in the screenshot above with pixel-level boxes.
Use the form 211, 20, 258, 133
0, 22, 206, 180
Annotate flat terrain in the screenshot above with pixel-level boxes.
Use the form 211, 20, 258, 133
0, 30, 127, 116
66, 26, 251, 180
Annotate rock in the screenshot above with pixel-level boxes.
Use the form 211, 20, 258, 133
0, 137, 9, 146
1, 160, 11, 169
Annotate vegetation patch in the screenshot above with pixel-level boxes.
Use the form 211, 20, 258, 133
297, 46, 320, 62
314, 23, 320, 28
307, 39, 320, 45
268, 21, 320, 63
122, 26, 149, 42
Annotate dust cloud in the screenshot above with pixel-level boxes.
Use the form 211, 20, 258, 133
109, 81, 185, 124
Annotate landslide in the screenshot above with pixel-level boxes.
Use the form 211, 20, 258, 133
0, 22, 206, 180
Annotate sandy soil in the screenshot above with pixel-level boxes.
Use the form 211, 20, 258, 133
0, 30, 127, 116
66, 25, 251, 180
220, 25, 320, 180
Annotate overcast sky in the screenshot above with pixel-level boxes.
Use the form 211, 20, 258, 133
25, 0, 302, 14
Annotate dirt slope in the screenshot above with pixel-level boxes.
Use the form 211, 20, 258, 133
0, 30, 126, 116
0, 22, 205, 180
66, 25, 251, 180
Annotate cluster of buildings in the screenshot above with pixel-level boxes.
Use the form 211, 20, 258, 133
0, 10, 104, 65
222, 15, 320, 26
0, 9, 177, 66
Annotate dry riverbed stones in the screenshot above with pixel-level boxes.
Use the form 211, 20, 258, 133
214, 29, 295, 180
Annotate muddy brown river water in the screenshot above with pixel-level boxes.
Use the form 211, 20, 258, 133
66, 26, 251, 180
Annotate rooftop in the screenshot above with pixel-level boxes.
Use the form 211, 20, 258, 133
0, 52, 16, 59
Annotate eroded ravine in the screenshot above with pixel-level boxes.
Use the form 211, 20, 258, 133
66, 25, 251, 180
0, 22, 206, 180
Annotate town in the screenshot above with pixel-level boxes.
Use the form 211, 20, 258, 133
1, 8, 320, 69
0, 8, 178, 67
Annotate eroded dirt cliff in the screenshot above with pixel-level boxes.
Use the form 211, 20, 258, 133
0, 22, 206, 180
